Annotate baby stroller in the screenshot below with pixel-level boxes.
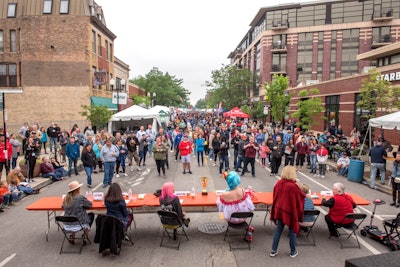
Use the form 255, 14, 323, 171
360, 199, 400, 251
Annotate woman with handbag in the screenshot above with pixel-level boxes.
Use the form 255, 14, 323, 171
390, 153, 400, 207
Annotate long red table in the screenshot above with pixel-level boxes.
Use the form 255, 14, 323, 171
26, 192, 370, 241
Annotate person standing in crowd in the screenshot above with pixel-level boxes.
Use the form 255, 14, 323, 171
100, 138, 119, 188
295, 137, 309, 172
179, 134, 192, 174
309, 138, 319, 175
59, 129, 69, 163
47, 122, 60, 154
271, 136, 285, 175
316, 143, 329, 178
138, 134, 149, 167
173, 128, 183, 161
81, 143, 96, 188
161, 135, 170, 169
212, 132, 221, 165
24, 136, 39, 182
235, 134, 247, 172
40, 127, 48, 154
270, 166, 305, 258
328, 121, 337, 136
208, 130, 216, 163
195, 133, 205, 166
284, 139, 296, 166
322, 182, 356, 237
145, 124, 156, 156
9, 133, 21, 170
66, 136, 80, 177
259, 141, 270, 168
255, 129, 265, 158
18, 122, 29, 156
369, 141, 387, 189
218, 136, 230, 176
153, 136, 168, 178
93, 134, 104, 172
241, 136, 259, 178
126, 130, 141, 172
231, 129, 240, 169
115, 140, 128, 178
390, 153, 400, 207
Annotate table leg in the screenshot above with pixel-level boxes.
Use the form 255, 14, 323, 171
46, 210, 56, 242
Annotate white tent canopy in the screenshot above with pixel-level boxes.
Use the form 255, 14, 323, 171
107, 105, 161, 133
148, 105, 170, 114
368, 111, 400, 130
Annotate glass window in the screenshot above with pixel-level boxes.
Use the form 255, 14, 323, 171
325, 95, 340, 129
0, 31, 3, 53
97, 34, 101, 56
43, 0, 53, 14
60, 0, 69, 14
109, 43, 113, 61
91, 30, 96, 53
0, 63, 17, 87
105, 40, 109, 60
10, 30, 16, 52
7, 3, 17, 17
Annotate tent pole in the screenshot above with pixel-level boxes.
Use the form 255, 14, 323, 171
359, 126, 368, 160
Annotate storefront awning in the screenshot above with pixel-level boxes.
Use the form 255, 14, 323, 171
90, 96, 117, 110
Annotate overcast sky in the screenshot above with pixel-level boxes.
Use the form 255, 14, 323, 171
96, 0, 308, 105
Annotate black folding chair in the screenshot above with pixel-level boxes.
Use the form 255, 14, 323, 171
384, 212, 400, 241
157, 210, 189, 250
298, 210, 321, 246
331, 213, 367, 249
223, 212, 254, 250
55, 215, 90, 254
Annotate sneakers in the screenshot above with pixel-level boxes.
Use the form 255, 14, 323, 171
212, 163, 216, 166
137, 167, 142, 171
188, 171, 192, 174
130, 167, 134, 172
270, 251, 278, 257
290, 251, 298, 258
313, 174, 317, 178
87, 184, 92, 188
321, 175, 325, 179
123, 173, 128, 177
116, 174, 120, 178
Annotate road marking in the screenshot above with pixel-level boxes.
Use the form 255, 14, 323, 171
141, 169, 150, 176
136, 177, 145, 182
0, 253, 16, 267
131, 182, 141, 187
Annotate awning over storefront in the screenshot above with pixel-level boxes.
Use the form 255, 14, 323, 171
90, 96, 117, 110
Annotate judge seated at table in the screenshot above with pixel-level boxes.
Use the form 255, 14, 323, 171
159, 182, 190, 227
321, 182, 356, 237
217, 171, 255, 223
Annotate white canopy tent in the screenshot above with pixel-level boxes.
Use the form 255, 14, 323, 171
148, 105, 170, 114
107, 105, 161, 134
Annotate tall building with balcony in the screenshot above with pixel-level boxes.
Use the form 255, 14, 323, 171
229, 0, 400, 136
0, 0, 128, 132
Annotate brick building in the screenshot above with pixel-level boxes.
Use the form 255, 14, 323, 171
0, 0, 129, 133
229, 0, 399, 140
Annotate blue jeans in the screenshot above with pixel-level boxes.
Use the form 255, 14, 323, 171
42, 172, 62, 181
338, 166, 349, 176
17, 185, 33, 194
50, 137, 58, 153
272, 219, 297, 254
67, 158, 78, 176
103, 161, 115, 186
148, 139, 154, 155
310, 155, 317, 173
219, 155, 229, 174
235, 155, 245, 171
84, 166, 94, 185
12, 157, 18, 169
370, 163, 385, 188
208, 148, 214, 161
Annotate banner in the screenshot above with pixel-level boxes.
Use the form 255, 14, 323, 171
93, 71, 107, 86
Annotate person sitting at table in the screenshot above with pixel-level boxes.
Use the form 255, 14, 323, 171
337, 152, 350, 176
159, 181, 190, 227
104, 183, 133, 228
270, 166, 305, 258
216, 171, 255, 224
321, 182, 356, 237
62, 181, 94, 244
299, 184, 315, 232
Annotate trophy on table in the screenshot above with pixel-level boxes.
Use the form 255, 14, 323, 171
200, 177, 208, 195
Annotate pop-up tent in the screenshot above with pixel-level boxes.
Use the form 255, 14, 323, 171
223, 107, 249, 118
107, 105, 161, 134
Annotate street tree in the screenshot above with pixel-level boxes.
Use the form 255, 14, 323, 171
195, 98, 207, 109
131, 67, 190, 107
131, 95, 150, 108
80, 104, 113, 130
291, 88, 325, 130
205, 64, 258, 110
262, 74, 291, 125
357, 68, 400, 119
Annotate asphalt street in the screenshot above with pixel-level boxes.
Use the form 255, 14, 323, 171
1, 152, 399, 267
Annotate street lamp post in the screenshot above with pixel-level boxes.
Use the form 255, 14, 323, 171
110, 78, 126, 112
147, 92, 157, 107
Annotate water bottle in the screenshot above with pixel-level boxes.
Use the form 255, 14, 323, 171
128, 189, 133, 200
190, 187, 195, 198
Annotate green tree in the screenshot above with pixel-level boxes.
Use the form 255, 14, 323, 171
240, 105, 251, 116
80, 105, 113, 129
262, 74, 291, 125
357, 68, 400, 119
291, 88, 325, 130
131, 67, 190, 107
195, 98, 207, 109
131, 95, 150, 108
205, 64, 258, 110
251, 101, 264, 120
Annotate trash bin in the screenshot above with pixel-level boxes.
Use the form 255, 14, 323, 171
348, 159, 365, 183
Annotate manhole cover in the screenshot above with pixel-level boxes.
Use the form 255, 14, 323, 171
197, 223, 226, 234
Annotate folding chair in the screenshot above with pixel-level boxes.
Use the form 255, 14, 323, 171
298, 210, 320, 246
223, 212, 254, 250
331, 213, 367, 249
263, 206, 271, 225
157, 210, 189, 250
54, 215, 90, 254
383, 212, 400, 241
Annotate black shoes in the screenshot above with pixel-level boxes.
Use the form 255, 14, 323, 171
390, 202, 396, 206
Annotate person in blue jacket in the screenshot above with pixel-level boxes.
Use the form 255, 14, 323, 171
174, 130, 183, 161
195, 133, 205, 166
66, 136, 80, 177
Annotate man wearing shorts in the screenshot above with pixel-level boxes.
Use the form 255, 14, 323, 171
126, 131, 141, 172
179, 135, 192, 174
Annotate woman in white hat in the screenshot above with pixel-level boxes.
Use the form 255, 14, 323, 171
62, 181, 94, 243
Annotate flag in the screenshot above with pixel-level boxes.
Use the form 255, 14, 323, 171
217, 101, 222, 117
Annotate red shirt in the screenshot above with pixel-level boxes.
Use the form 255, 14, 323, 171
178, 140, 192, 156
